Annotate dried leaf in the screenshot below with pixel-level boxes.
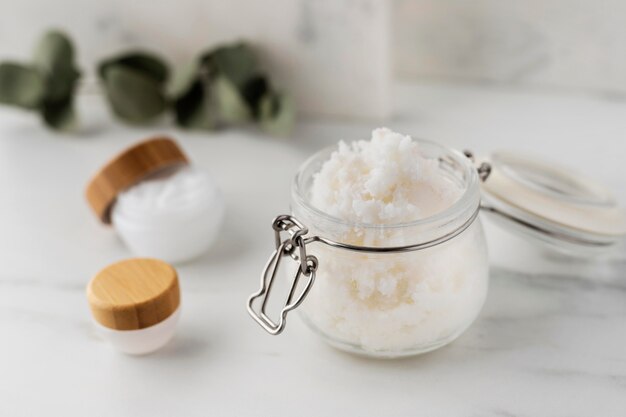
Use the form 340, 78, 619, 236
0, 63, 45, 109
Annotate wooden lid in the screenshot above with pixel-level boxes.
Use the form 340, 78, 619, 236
85, 137, 189, 224
87, 258, 181, 330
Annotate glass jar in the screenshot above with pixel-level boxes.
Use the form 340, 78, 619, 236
248, 140, 490, 358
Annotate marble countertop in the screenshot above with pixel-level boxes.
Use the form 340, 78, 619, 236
0, 82, 625, 417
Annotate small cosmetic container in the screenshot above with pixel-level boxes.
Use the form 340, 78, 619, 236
85, 137, 224, 263
87, 258, 181, 355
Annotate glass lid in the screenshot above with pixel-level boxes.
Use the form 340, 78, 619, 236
479, 151, 626, 255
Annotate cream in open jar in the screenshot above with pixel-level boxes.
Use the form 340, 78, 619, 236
248, 128, 489, 357
86, 137, 224, 264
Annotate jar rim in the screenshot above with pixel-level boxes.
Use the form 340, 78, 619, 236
291, 137, 481, 232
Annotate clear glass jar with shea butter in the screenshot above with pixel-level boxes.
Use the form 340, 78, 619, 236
247, 129, 626, 358
291, 143, 488, 356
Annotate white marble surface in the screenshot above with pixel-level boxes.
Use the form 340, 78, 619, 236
0, 82, 625, 416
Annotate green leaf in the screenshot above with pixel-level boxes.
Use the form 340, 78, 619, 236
241, 75, 269, 117
99, 52, 169, 83
33, 31, 81, 102
44, 67, 80, 102
173, 79, 217, 130
0, 31, 80, 131
214, 76, 251, 124
98, 52, 168, 125
33, 31, 75, 74
204, 43, 258, 89
258, 92, 295, 136
101, 66, 167, 123
167, 59, 200, 99
0, 63, 45, 109
42, 97, 76, 131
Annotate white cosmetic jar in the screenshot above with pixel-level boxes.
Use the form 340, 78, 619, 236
87, 258, 181, 355
86, 137, 224, 264
247, 138, 626, 358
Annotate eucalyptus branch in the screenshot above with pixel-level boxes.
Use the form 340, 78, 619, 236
0, 31, 80, 130
0, 30, 294, 135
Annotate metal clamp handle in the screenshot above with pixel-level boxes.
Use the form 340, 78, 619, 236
247, 216, 318, 335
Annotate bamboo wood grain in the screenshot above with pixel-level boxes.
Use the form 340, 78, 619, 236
87, 258, 180, 330
85, 137, 189, 224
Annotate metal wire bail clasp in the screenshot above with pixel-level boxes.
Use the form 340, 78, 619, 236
247, 215, 318, 335
463, 150, 492, 182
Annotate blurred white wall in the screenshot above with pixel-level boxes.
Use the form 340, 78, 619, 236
394, 0, 626, 95
0, 0, 391, 119
1, 0, 625, 121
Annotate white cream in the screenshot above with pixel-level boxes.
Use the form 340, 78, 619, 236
112, 166, 224, 263
296, 128, 489, 356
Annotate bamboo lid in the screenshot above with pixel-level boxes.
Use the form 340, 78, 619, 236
85, 137, 189, 224
87, 258, 181, 331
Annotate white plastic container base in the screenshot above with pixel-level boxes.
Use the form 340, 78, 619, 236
111, 166, 225, 264
94, 308, 181, 355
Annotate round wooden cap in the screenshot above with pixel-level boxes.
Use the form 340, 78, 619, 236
85, 137, 189, 224
87, 258, 181, 330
